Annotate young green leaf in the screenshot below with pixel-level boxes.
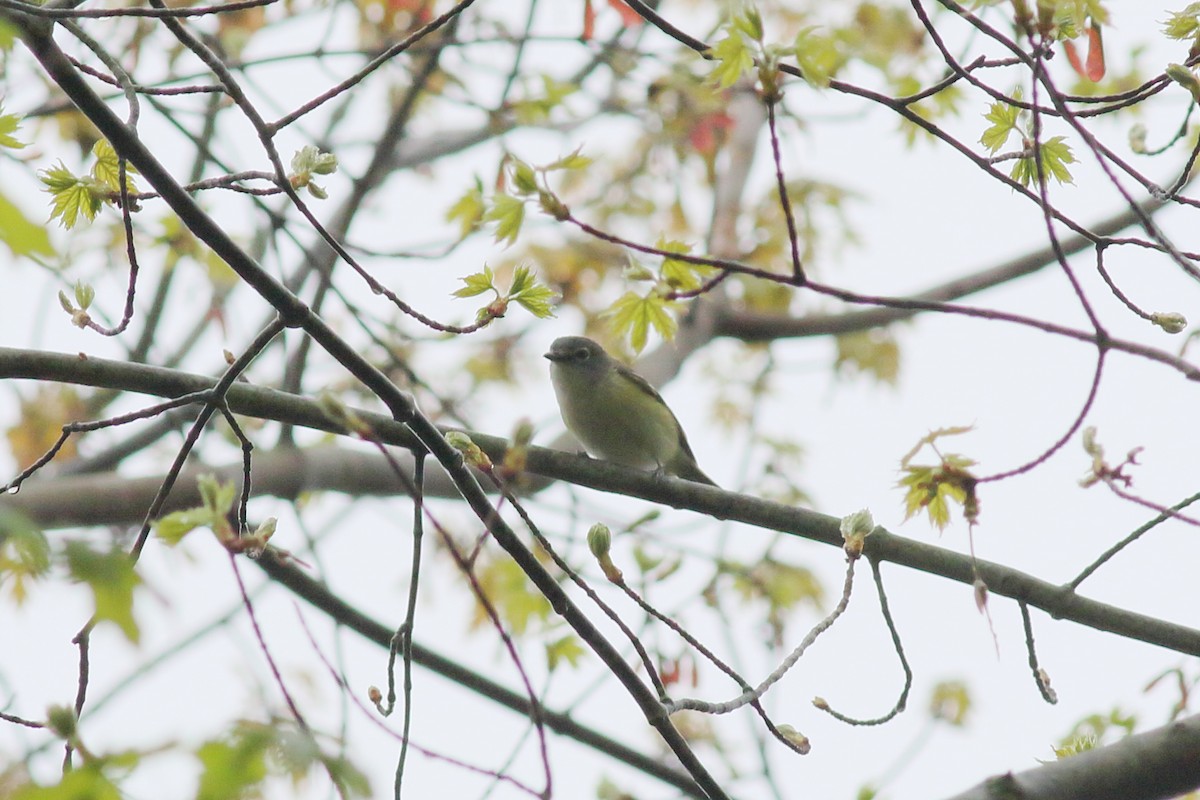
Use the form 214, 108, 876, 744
513, 284, 557, 318
0, 104, 26, 150
65, 541, 142, 643
288, 145, 338, 199
290, 144, 338, 176
980, 95, 1021, 154
0, 516, 51, 605
897, 453, 978, 531
40, 162, 104, 229
543, 147, 593, 172
452, 265, 496, 298
508, 265, 558, 318
474, 556, 551, 636
707, 28, 755, 88
834, 330, 900, 385
154, 507, 216, 546
605, 291, 678, 353
198, 474, 237, 518
0, 189, 55, 257
195, 728, 271, 800
73, 280, 95, 311
792, 26, 842, 88
483, 193, 525, 246
1011, 136, 1077, 186
12, 762, 124, 799
510, 159, 538, 195
545, 634, 587, 671
658, 239, 711, 291
445, 178, 485, 237
1163, 3, 1200, 42
91, 139, 137, 194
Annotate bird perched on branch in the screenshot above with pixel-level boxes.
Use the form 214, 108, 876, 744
545, 336, 717, 486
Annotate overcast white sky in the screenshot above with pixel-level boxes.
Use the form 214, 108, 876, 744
2, 2, 1199, 799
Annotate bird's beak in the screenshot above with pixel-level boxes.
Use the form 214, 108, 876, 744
544, 350, 561, 361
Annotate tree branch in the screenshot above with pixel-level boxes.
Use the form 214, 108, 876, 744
715, 199, 1168, 340
942, 713, 1200, 800
3, 348, 1198, 658
254, 550, 710, 799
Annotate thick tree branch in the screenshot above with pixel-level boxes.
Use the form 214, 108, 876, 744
3, 348, 1198, 658
715, 199, 1167, 340
942, 713, 1200, 800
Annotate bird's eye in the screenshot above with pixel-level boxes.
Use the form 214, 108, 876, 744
575, 347, 590, 360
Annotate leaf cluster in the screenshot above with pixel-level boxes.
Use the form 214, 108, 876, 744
897, 427, 979, 531
980, 92, 1078, 187
39, 140, 139, 229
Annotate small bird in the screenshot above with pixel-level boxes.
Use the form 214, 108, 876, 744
544, 336, 717, 486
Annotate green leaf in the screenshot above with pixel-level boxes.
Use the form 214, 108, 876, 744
154, 507, 216, 546
40, 162, 105, 229
735, 5, 763, 42
287, 145, 337, 200
543, 147, 593, 172
90, 139, 137, 194
474, 557, 551, 636
510, 159, 538, 195
0, 513, 51, 605
198, 474, 237, 518
545, 634, 587, 670
727, 558, 824, 612
91, 139, 120, 190
707, 29, 755, 88
507, 264, 558, 318
1167, 63, 1200, 103
196, 730, 271, 800
483, 193, 525, 246
834, 330, 900, 385
979, 93, 1022, 154
445, 178, 485, 237
322, 754, 372, 797
509, 263, 533, 295
1011, 136, 1077, 186
929, 680, 972, 726
0, 105, 26, 149
1163, 2, 1200, 41
452, 265, 496, 298
792, 26, 842, 88
65, 541, 141, 643
1039, 136, 1077, 183
605, 291, 678, 354
73, 280, 95, 310
1057, 708, 1137, 757
0, 189, 55, 257
290, 144, 338, 176
11, 762, 122, 800
510, 75, 578, 124
512, 283, 557, 318
657, 239, 710, 291
897, 454, 978, 531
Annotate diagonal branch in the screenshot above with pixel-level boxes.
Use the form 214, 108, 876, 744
14, 24, 729, 798
941, 712, 1200, 800
254, 550, 711, 799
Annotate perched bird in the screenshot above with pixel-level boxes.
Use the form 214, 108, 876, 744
544, 336, 717, 486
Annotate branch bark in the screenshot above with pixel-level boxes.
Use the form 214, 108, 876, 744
3, 348, 1199, 659
942, 713, 1200, 800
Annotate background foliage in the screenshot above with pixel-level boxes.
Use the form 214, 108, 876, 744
2, 1, 1200, 798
